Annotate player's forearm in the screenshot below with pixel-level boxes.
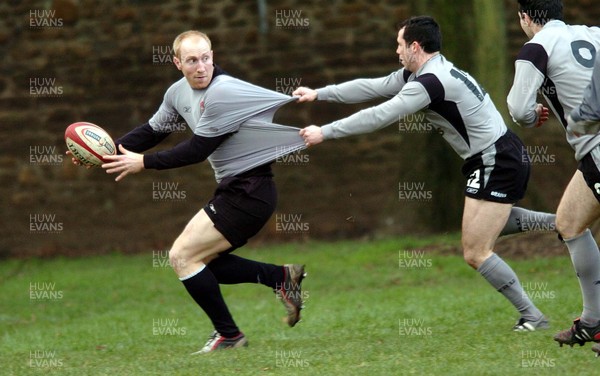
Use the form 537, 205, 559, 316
508, 104, 539, 128
321, 96, 404, 140
317, 81, 386, 104
507, 82, 540, 128
316, 83, 369, 104
143, 133, 230, 170
316, 71, 405, 104
115, 123, 172, 154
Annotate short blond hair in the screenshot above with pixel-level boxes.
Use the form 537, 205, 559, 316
173, 31, 211, 58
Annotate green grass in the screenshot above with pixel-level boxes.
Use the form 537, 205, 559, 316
2, 235, 599, 375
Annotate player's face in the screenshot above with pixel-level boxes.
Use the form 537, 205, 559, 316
396, 28, 416, 71
174, 37, 214, 90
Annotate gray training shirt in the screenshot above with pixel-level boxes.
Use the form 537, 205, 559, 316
316, 54, 507, 160
149, 75, 306, 182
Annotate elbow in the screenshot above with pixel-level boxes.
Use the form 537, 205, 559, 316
508, 105, 533, 128
506, 101, 522, 121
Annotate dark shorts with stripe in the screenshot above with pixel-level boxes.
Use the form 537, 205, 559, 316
461, 129, 530, 204
204, 166, 277, 249
579, 146, 600, 203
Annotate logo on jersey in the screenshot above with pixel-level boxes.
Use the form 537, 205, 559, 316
200, 100, 205, 112
183, 106, 192, 113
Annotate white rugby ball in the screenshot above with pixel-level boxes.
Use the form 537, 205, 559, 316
65, 122, 116, 166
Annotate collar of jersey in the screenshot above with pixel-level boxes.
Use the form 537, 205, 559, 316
541, 20, 566, 30
415, 53, 442, 76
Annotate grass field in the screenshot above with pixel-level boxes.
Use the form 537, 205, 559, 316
2, 235, 600, 375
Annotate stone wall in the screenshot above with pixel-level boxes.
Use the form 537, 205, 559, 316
0, 0, 597, 257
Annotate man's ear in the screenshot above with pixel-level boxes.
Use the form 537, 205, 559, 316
412, 41, 420, 53
173, 56, 183, 71
519, 11, 532, 25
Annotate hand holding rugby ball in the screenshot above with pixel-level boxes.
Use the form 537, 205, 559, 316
65, 122, 116, 166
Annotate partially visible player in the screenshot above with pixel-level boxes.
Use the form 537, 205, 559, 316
71, 31, 308, 354
295, 16, 553, 331
569, 57, 600, 356
506, 0, 600, 350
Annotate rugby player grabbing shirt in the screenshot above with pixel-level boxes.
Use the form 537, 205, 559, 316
507, 0, 600, 350
295, 16, 553, 331
99, 31, 308, 354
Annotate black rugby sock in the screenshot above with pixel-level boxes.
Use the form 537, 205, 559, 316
180, 265, 240, 337
208, 254, 284, 289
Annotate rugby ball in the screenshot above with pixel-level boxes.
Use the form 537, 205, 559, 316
65, 122, 116, 166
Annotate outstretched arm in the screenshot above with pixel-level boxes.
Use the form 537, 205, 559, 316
294, 70, 408, 105
114, 123, 172, 153
102, 133, 231, 181
299, 80, 430, 146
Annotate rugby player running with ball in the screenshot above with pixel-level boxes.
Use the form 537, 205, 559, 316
71, 31, 308, 354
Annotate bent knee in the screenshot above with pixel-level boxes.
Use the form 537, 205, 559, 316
463, 253, 480, 269
168, 248, 186, 271
462, 246, 493, 270
556, 216, 587, 240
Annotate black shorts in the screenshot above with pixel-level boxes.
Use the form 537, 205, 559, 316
461, 129, 530, 204
204, 174, 277, 249
578, 147, 600, 203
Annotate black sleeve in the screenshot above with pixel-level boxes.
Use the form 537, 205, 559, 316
516, 43, 548, 76
143, 133, 232, 170
115, 123, 172, 154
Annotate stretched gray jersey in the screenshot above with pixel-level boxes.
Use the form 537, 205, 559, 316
316, 54, 506, 160
149, 75, 305, 181
507, 20, 600, 160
